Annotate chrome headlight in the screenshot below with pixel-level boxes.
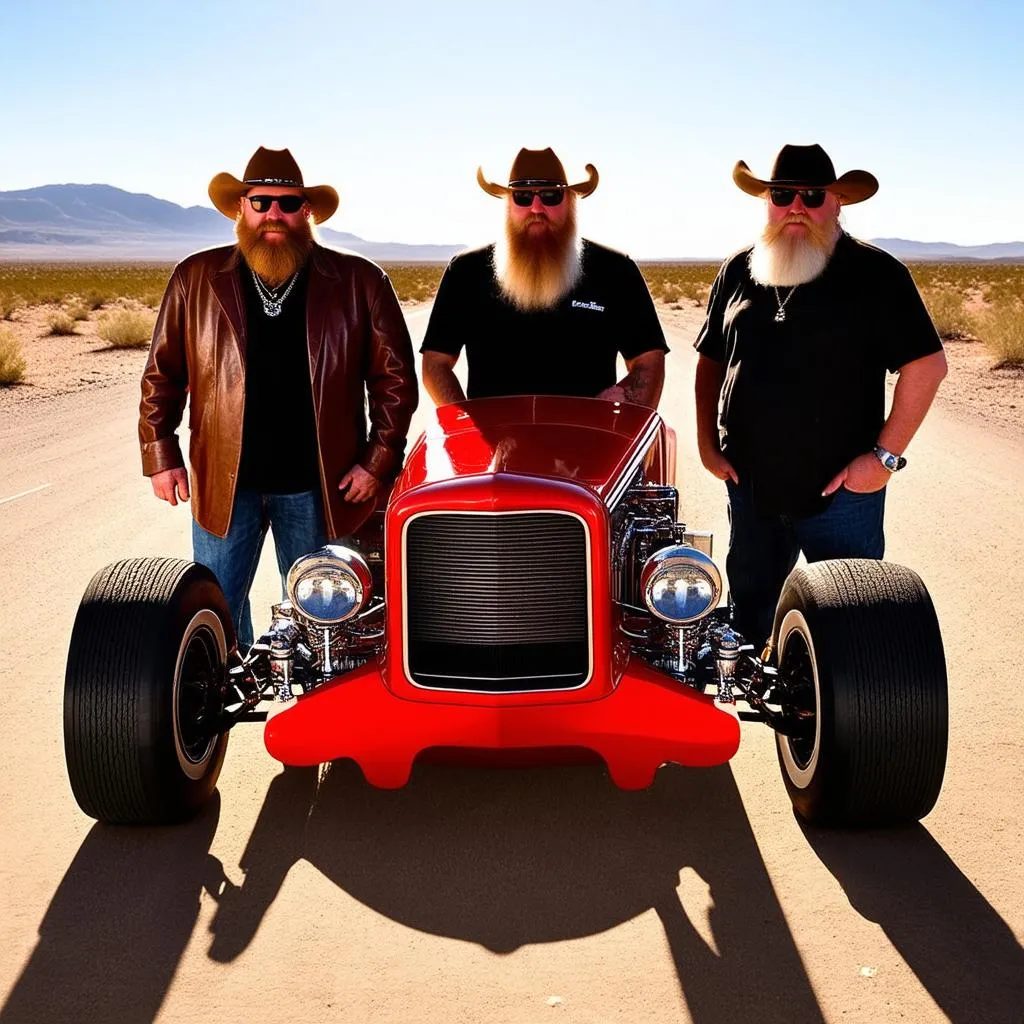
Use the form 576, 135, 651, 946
639, 545, 722, 625
286, 545, 372, 625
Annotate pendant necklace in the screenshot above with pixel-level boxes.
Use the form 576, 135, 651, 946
251, 269, 299, 318
772, 285, 797, 323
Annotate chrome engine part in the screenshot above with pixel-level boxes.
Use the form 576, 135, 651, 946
710, 625, 741, 704
302, 608, 384, 678
243, 546, 387, 703
614, 481, 746, 699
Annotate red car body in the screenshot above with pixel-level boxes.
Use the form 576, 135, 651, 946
264, 397, 740, 788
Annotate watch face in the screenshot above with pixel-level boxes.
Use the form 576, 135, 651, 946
874, 447, 904, 472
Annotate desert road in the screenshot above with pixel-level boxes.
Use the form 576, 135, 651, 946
1, 304, 1022, 1024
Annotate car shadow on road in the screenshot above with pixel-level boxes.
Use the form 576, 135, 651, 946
206, 760, 826, 1023
804, 824, 1024, 1024
0, 795, 221, 1024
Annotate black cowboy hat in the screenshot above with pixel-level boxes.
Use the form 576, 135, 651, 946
733, 143, 878, 205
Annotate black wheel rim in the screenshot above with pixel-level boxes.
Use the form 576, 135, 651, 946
779, 630, 817, 770
176, 624, 221, 764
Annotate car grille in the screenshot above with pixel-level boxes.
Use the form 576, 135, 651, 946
404, 512, 591, 692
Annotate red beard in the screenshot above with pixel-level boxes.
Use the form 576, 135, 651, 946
235, 216, 314, 287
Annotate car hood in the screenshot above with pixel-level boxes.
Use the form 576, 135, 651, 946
395, 396, 662, 504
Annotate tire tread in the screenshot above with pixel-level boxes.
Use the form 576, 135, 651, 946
777, 559, 948, 826
64, 557, 208, 823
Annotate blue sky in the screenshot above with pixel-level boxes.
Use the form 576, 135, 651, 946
1, 0, 1021, 256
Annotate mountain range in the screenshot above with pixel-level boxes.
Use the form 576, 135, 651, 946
1, 184, 1022, 262
866, 237, 1024, 261
0, 184, 464, 261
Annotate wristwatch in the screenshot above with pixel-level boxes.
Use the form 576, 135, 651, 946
873, 445, 907, 473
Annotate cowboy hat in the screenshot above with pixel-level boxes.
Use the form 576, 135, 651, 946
733, 144, 878, 205
208, 146, 339, 224
477, 147, 599, 198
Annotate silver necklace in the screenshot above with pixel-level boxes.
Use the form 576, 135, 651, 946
772, 285, 797, 323
251, 269, 299, 317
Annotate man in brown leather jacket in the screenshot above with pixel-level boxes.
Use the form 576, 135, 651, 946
139, 147, 418, 649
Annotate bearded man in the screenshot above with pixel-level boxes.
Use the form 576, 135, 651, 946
420, 147, 667, 406
694, 143, 947, 645
140, 146, 417, 649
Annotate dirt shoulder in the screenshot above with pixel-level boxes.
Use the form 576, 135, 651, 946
0, 301, 154, 407
2, 299, 1021, 443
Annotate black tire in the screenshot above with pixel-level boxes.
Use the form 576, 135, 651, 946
64, 557, 235, 825
772, 559, 947, 827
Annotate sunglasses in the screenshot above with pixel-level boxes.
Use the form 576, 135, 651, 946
247, 194, 307, 214
769, 188, 828, 209
511, 188, 565, 208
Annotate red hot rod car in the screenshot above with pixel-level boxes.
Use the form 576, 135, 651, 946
64, 397, 948, 827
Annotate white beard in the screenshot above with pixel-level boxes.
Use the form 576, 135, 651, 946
749, 229, 837, 287
492, 222, 583, 312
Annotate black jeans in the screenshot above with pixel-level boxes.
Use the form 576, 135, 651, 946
725, 479, 886, 646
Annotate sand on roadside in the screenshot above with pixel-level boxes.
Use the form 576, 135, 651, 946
0, 300, 156, 406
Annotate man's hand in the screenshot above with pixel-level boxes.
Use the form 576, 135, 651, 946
338, 464, 379, 503
822, 452, 890, 496
151, 467, 190, 505
699, 446, 739, 484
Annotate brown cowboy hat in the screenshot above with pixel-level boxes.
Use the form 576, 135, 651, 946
208, 146, 339, 224
733, 143, 878, 205
477, 147, 599, 198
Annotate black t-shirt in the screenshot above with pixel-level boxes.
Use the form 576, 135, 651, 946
694, 234, 942, 517
420, 240, 668, 399
237, 263, 321, 494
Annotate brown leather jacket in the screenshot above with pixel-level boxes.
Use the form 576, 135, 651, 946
139, 244, 418, 539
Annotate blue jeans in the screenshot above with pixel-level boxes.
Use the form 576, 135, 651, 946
725, 480, 886, 647
192, 489, 328, 650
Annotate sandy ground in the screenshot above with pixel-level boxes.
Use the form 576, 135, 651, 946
0, 300, 158, 405
0, 302, 1022, 1024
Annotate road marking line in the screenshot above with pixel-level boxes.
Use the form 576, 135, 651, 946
0, 483, 52, 506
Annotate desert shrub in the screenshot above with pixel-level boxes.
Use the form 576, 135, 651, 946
639, 263, 719, 306
909, 262, 1024, 304
975, 298, 1024, 367
0, 262, 174, 308
0, 325, 26, 385
47, 311, 77, 335
66, 300, 91, 321
982, 275, 1024, 305
1, 293, 25, 320
383, 263, 446, 302
97, 308, 156, 349
921, 288, 973, 340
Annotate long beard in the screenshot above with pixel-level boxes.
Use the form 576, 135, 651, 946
235, 216, 314, 287
493, 199, 582, 311
749, 213, 840, 287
